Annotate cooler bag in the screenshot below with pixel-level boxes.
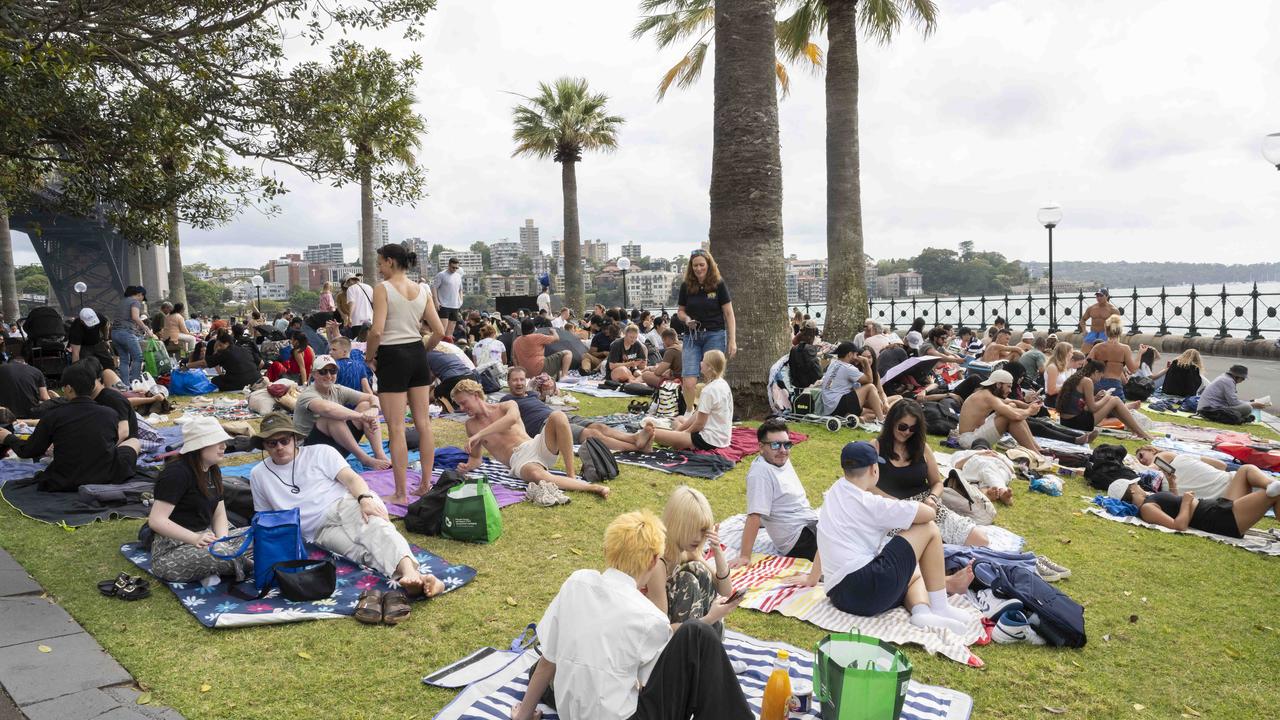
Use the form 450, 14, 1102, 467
443, 477, 503, 543
209, 507, 306, 593
813, 632, 913, 720
793, 387, 824, 416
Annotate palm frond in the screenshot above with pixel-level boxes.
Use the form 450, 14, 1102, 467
511, 76, 624, 160
632, 0, 716, 48
776, 0, 824, 63
775, 60, 791, 98
861, 0, 938, 45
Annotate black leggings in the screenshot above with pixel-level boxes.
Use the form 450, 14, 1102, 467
1026, 416, 1084, 442
629, 621, 753, 720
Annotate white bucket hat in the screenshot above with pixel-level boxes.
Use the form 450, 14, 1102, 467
180, 416, 232, 455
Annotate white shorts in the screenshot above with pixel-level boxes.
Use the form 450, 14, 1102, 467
508, 433, 559, 479
957, 413, 1001, 449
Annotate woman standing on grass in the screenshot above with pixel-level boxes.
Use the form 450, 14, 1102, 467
676, 250, 736, 406
643, 350, 733, 451
644, 486, 742, 636
366, 243, 446, 505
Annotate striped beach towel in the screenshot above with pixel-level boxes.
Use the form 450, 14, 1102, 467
429, 629, 972, 720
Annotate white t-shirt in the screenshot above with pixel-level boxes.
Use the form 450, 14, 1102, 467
694, 378, 734, 448
551, 316, 567, 329
472, 338, 506, 368
346, 282, 374, 326
539, 568, 670, 720
644, 328, 665, 352
249, 445, 352, 540
817, 478, 918, 588
537, 292, 551, 314
745, 456, 818, 554
431, 270, 463, 309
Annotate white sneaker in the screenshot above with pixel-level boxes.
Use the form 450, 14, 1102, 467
992, 610, 1046, 645
966, 588, 1022, 620
526, 482, 558, 508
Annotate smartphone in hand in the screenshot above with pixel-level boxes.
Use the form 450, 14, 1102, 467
1154, 456, 1176, 475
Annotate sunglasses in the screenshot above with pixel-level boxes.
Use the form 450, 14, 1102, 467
690, 250, 707, 258
315, 367, 337, 376
896, 422, 918, 434
263, 436, 294, 449
766, 441, 794, 451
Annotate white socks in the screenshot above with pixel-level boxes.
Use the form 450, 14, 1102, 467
910, 604, 968, 634
1267, 480, 1280, 498
928, 589, 975, 624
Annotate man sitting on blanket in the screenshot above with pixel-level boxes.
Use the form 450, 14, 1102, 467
292, 354, 391, 470
956, 369, 1043, 453
451, 379, 610, 499
511, 510, 752, 720
503, 366, 654, 453
729, 418, 819, 569
248, 412, 444, 606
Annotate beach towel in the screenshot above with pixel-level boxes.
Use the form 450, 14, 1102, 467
695, 427, 808, 463
120, 541, 476, 628
554, 381, 631, 398
0, 460, 43, 487
1083, 506, 1280, 557
428, 628, 973, 720
361, 460, 531, 517
2, 474, 156, 526
614, 448, 737, 479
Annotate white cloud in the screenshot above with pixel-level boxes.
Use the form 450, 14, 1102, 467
9, 0, 1279, 269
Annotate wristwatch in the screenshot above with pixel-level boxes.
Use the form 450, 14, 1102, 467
356, 494, 376, 503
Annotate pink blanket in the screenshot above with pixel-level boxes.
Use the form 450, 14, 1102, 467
693, 427, 808, 463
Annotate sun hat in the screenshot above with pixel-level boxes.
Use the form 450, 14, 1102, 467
980, 369, 1015, 387
840, 441, 884, 471
180, 417, 233, 455
1107, 478, 1139, 501
313, 354, 339, 372
1021, 331, 1035, 341
1227, 364, 1248, 380
252, 411, 305, 449
79, 308, 100, 328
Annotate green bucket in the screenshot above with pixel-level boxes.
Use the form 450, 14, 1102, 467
813, 632, 912, 720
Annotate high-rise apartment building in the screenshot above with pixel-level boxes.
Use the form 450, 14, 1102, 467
357, 215, 390, 247
490, 241, 522, 272
621, 243, 642, 261
518, 219, 540, 258
304, 242, 345, 265
583, 239, 609, 265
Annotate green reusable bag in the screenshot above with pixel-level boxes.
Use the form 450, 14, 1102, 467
143, 337, 173, 377
813, 632, 912, 720
442, 477, 503, 543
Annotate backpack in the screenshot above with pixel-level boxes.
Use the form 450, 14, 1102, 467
1083, 444, 1137, 491
404, 469, 466, 536
940, 469, 996, 525
788, 343, 821, 389
921, 401, 959, 436
260, 339, 287, 364
973, 561, 1086, 648
1124, 376, 1156, 401
650, 380, 686, 418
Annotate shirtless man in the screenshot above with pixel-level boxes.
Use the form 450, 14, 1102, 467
1078, 288, 1119, 353
451, 379, 610, 499
956, 369, 1043, 452
980, 329, 1023, 363
503, 366, 654, 453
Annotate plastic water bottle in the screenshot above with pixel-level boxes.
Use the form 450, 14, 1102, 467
761, 650, 793, 720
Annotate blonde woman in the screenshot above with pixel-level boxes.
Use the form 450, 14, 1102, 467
1152, 349, 1208, 397
643, 486, 741, 636
643, 350, 732, 451
318, 281, 335, 313
1086, 314, 1148, 400
1044, 343, 1083, 405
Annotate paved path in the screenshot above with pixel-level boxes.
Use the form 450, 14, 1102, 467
0, 548, 184, 720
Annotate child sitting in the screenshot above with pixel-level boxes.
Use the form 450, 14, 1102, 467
329, 336, 374, 395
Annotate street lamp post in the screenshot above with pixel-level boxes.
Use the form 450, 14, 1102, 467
73, 282, 87, 310
1263, 132, 1280, 171
616, 257, 632, 310
251, 275, 264, 312
1037, 203, 1063, 332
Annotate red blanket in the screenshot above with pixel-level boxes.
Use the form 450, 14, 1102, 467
693, 427, 808, 463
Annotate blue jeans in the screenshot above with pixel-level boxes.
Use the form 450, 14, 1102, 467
1096, 377, 1125, 401
111, 329, 143, 385
682, 329, 727, 377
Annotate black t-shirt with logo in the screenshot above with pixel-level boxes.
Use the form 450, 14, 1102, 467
608, 338, 645, 366
678, 281, 731, 331
153, 460, 223, 532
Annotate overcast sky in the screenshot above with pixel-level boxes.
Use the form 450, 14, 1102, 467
10, 0, 1280, 269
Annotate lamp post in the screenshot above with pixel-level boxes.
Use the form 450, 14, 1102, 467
1263, 132, 1280, 171
616, 256, 632, 310
73, 282, 87, 310
1037, 203, 1063, 332
250, 275, 264, 312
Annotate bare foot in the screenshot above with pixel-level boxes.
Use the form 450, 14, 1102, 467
594, 485, 611, 500
984, 486, 1013, 505
945, 563, 975, 595
1075, 429, 1100, 445
381, 494, 411, 505
361, 455, 392, 470
410, 474, 433, 497
635, 426, 655, 454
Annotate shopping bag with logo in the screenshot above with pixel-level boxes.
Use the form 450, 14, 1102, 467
813, 631, 913, 720
442, 477, 503, 543
143, 337, 173, 377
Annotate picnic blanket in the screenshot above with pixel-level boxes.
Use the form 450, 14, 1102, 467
613, 428, 808, 479
1083, 506, 1280, 557
120, 541, 477, 628
554, 380, 631, 398
0, 459, 44, 487
2, 474, 155, 526
428, 628, 973, 720
361, 458, 534, 517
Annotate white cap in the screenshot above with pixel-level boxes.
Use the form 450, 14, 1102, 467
79, 308, 100, 328
1107, 478, 1139, 501
1021, 332, 1035, 341
905, 331, 923, 349
313, 354, 339, 371
980, 369, 1015, 387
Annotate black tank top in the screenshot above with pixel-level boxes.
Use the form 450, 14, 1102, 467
878, 458, 929, 499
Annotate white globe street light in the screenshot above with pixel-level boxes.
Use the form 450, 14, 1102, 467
1263, 132, 1280, 170
616, 257, 632, 309
1037, 203, 1063, 331
250, 275, 264, 310
73, 282, 87, 309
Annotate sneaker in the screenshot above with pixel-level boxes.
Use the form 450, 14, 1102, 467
966, 588, 1022, 620
525, 482, 558, 508
992, 609, 1046, 645
549, 485, 572, 506
1035, 557, 1063, 582
1037, 555, 1072, 580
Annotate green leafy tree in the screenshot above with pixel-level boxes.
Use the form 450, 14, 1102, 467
470, 241, 493, 272
511, 78, 624, 314
288, 288, 321, 314
182, 271, 230, 316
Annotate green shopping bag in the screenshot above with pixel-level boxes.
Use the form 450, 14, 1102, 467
813, 632, 912, 720
442, 477, 503, 543
143, 337, 173, 377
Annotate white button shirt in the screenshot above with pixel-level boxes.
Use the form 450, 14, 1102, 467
538, 568, 671, 720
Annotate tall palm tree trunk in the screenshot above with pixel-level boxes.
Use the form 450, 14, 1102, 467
823, 0, 867, 340
0, 197, 18, 321
165, 206, 187, 308
710, 0, 787, 415
360, 162, 375, 279
560, 159, 584, 313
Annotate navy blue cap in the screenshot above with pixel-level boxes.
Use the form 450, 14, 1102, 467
840, 441, 884, 471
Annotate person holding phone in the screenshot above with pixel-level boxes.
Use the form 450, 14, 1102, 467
676, 249, 736, 408
1056, 360, 1153, 440
1133, 446, 1280, 501
642, 486, 743, 638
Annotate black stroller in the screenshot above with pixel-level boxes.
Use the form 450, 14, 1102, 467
22, 306, 69, 382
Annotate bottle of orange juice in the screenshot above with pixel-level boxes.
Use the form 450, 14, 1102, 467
760, 650, 793, 720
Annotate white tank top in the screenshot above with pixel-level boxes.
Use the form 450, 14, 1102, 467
380, 280, 430, 345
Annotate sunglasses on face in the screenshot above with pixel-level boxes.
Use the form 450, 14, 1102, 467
766, 441, 794, 451
896, 422, 918, 434
315, 367, 337, 376
263, 436, 294, 449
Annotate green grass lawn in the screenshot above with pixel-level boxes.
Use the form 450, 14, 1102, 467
1, 395, 1278, 719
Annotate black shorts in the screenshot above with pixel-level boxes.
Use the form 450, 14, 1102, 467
785, 525, 818, 561
436, 372, 479, 402
305, 422, 364, 454
1192, 498, 1241, 538
1061, 412, 1095, 432
830, 391, 862, 418
437, 306, 462, 322
376, 341, 432, 393
826, 535, 917, 616
690, 431, 718, 451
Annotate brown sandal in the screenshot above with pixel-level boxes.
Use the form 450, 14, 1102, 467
382, 590, 411, 625
354, 589, 384, 625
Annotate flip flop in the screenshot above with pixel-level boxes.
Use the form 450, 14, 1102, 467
354, 589, 385, 625
382, 590, 411, 625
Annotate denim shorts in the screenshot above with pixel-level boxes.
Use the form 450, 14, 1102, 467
682, 329, 726, 377
1096, 377, 1125, 401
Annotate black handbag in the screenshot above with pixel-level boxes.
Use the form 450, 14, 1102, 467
404, 469, 467, 535
271, 559, 337, 602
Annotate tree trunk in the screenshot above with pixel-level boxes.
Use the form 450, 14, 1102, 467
360, 161, 376, 279
0, 197, 18, 322
710, 0, 787, 416
165, 206, 187, 309
823, 0, 867, 340
560, 159, 584, 313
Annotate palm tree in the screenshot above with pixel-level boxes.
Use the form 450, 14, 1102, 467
0, 196, 18, 321
511, 78, 623, 313
779, 0, 937, 339
709, 0, 787, 413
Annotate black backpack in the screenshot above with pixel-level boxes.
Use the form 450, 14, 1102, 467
1124, 376, 1156, 401
1083, 444, 1137, 491
921, 401, 959, 436
404, 469, 466, 536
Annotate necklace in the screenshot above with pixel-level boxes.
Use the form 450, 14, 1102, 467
263, 449, 302, 494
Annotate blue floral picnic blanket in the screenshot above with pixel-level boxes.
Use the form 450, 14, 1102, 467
120, 541, 476, 628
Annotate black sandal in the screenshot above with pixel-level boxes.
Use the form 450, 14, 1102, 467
98, 572, 132, 597
117, 578, 151, 601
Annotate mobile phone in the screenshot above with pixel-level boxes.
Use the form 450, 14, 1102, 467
727, 588, 747, 604
1154, 457, 1176, 475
